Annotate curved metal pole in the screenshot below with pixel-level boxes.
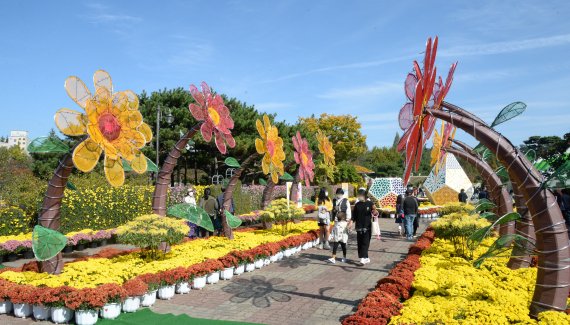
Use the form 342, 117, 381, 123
222, 154, 257, 239
152, 123, 202, 216
445, 147, 514, 234
429, 104, 569, 315
453, 139, 535, 268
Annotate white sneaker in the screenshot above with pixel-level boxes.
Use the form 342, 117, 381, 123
341, 258, 346, 263
318, 243, 323, 249
363, 258, 370, 264
359, 258, 366, 265
327, 257, 336, 264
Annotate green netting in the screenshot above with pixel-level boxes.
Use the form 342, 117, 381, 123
225, 210, 242, 229
122, 157, 158, 173
32, 225, 68, 261
490, 102, 526, 128
167, 204, 214, 232
224, 157, 241, 168
534, 160, 551, 172
27, 137, 69, 154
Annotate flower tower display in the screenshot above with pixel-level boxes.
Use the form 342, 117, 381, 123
41, 70, 152, 274
368, 178, 406, 209
423, 153, 474, 205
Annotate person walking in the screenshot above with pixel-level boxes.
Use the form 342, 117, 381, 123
458, 189, 468, 203
327, 194, 351, 264
199, 188, 218, 238
183, 188, 198, 238
395, 193, 405, 236
352, 188, 376, 265
403, 189, 418, 241
316, 188, 333, 249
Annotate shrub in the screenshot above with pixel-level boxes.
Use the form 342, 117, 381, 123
0, 206, 34, 236
439, 202, 474, 216
116, 214, 189, 260
260, 198, 306, 227
431, 213, 490, 259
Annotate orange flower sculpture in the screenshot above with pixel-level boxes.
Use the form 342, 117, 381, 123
397, 36, 458, 184
55, 70, 152, 187
189, 81, 236, 154
292, 131, 315, 186
316, 130, 335, 167
430, 122, 456, 175
255, 114, 285, 183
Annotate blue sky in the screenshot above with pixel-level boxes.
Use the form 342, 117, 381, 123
0, 0, 569, 148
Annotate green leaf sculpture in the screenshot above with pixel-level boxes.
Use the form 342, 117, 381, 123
27, 136, 69, 154
259, 178, 267, 185
225, 210, 242, 229
167, 204, 214, 232
224, 157, 241, 168
280, 172, 294, 181
32, 225, 68, 261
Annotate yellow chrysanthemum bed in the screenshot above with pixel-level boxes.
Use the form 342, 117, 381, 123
389, 238, 570, 324
0, 221, 318, 289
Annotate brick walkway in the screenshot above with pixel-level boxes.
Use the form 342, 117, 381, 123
0, 218, 429, 325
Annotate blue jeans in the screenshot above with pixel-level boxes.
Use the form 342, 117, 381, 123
404, 214, 415, 239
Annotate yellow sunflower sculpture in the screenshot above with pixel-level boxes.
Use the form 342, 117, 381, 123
54, 70, 152, 187
255, 114, 285, 183
316, 130, 335, 167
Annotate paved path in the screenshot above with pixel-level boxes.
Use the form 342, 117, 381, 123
0, 218, 430, 325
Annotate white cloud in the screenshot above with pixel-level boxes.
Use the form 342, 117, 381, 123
440, 34, 570, 57
317, 82, 401, 99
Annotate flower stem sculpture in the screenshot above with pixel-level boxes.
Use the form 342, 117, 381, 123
398, 37, 569, 315
152, 82, 235, 216
290, 131, 315, 205
41, 70, 152, 274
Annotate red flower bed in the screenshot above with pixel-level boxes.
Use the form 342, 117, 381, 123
341, 227, 435, 325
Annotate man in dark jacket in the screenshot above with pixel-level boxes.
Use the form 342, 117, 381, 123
458, 189, 468, 203
352, 188, 376, 265
403, 190, 418, 241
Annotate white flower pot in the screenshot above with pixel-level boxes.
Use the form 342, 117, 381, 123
0, 300, 12, 314
158, 285, 176, 300
13, 303, 32, 318
234, 264, 245, 275
221, 267, 234, 280
122, 296, 140, 313
296, 245, 302, 253
283, 249, 292, 257
100, 302, 121, 319
176, 282, 191, 294
269, 254, 278, 263
141, 290, 157, 307
32, 305, 50, 320
307, 241, 314, 248
254, 259, 264, 269
245, 263, 255, 272
277, 251, 284, 260
75, 309, 98, 325
314, 238, 320, 245
206, 271, 220, 284
51, 307, 73, 324
192, 275, 207, 289
264, 258, 271, 266
302, 242, 309, 250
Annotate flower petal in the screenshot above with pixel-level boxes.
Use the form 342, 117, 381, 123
189, 84, 205, 107
123, 90, 140, 111
54, 108, 87, 136
72, 138, 102, 172
214, 131, 227, 154
255, 138, 266, 154
256, 119, 265, 138
119, 110, 143, 129
104, 156, 125, 187
93, 70, 113, 95
138, 123, 153, 143
130, 152, 148, 174
263, 115, 271, 134
261, 155, 270, 175
65, 76, 92, 109
271, 171, 279, 184
200, 122, 213, 142
189, 103, 205, 121
224, 133, 236, 148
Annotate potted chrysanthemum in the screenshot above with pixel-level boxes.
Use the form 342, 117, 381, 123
44, 286, 75, 324
9, 284, 34, 318
98, 283, 127, 319
138, 273, 159, 306
0, 280, 13, 314
30, 286, 52, 321
219, 254, 238, 280
121, 279, 147, 313
64, 288, 106, 325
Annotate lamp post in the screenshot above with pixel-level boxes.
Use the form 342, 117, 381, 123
187, 140, 198, 183
155, 105, 174, 180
